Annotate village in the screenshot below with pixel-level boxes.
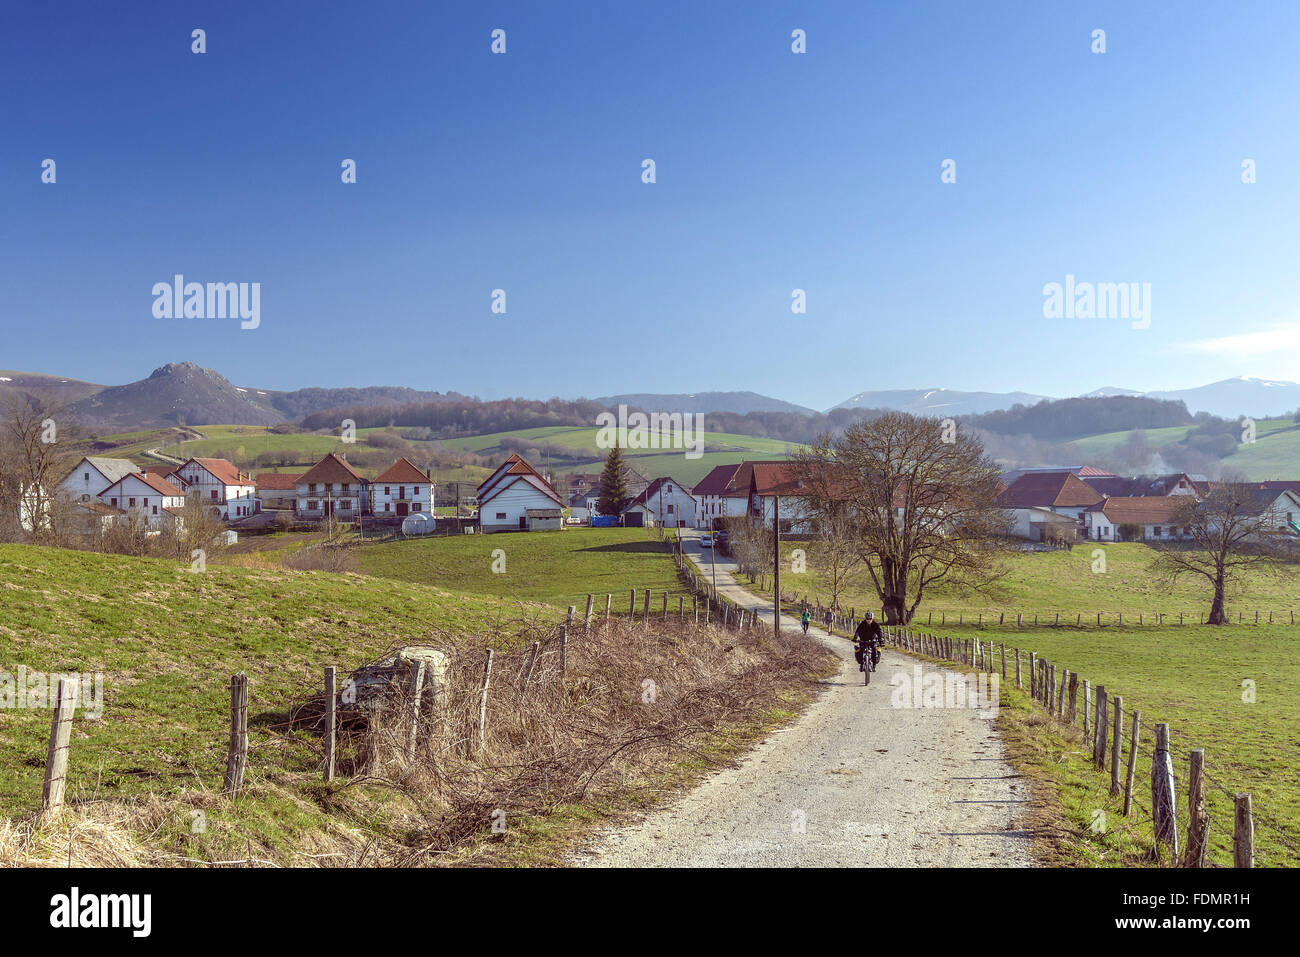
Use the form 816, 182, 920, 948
33, 440, 1300, 550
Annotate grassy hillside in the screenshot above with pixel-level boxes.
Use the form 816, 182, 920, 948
1066, 418, 1300, 480
441, 425, 799, 486
0, 545, 558, 818
359, 527, 693, 613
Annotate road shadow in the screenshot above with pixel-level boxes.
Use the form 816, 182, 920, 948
576, 542, 670, 554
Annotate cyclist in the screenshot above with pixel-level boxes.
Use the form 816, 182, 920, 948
800, 608, 811, 635
853, 612, 883, 672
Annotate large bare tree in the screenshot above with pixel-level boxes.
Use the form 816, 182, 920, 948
1151, 480, 1295, 625
792, 413, 1010, 624
0, 394, 80, 544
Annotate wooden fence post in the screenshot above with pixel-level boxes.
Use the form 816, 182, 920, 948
1151, 723, 1179, 862
323, 666, 336, 782
1234, 793, 1254, 868
42, 678, 76, 810
522, 640, 540, 688
477, 650, 494, 756
562, 610, 572, 676
629, 588, 636, 618
642, 589, 651, 622
1110, 696, 1123, 795
1082, 680, 1091, 742
406, 660, 426, 763
1184, 749, 1208, 867
1057, 669, 1067, 718
605, 593, 612, 623
1123, 709, 1140, 816
1093, 686, 1108, 769
1015, 649, 1021, 689
1068, 672, 1079, 724
1000, 644, 1006, 680
584, 593, 594, 630
661, 593, 668, 619
1029, 653, 1037, 698
223, 673, 248, 794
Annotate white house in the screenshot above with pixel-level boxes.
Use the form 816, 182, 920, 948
175, 457, 258, 520
98, 472, 187, 530
995, 471, 1104, 541
371, 457, 433, 518
692, 463, 750, 529
295, 453, 368, 521
476, 453, 565, 533
1084, 496, 1193, 542
60, 456, 137, 504
622, 477, 698, 528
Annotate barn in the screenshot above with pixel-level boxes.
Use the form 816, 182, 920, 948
476, 454, 565, 533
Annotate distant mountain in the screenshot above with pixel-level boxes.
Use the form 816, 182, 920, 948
1081, 386, 1143, 398
0, 369, 105, 406
1144, 377, 1300, 419
827, 388, 1052, 417
69, 362, 283, 429
595, 391, 819, 417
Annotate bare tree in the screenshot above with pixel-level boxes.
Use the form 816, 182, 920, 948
791, 413, 1010, 624
1151, 479, 1293, 625
0, 395, 80, 544
809, 507, 864, 611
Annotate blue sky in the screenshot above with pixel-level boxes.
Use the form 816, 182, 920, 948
3, 0, 1299, 411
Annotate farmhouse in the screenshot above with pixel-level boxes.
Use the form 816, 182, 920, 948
621, 477, 699, 528
372, 457, 433, 517
98, 472, 187, 530
255, 472, 303, 510
60, 456, 137, 503
1085, 496, 1193, 541
174, 457, 258, 520
476, 453, 565, 532
738, 461, 817, 533
692, 463, 750, 529
295, 453, 368, 520
996, 471, 1104, 541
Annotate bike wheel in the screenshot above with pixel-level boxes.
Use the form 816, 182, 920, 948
864, 655, 870, 685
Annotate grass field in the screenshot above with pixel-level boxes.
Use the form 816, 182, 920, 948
764, 542, 1300, 621
0, 544, 558, 822
944, 621, 1300, 867
358, 527, 693, 613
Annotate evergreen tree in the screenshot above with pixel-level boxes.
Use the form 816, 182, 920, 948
596, 445, 628, 516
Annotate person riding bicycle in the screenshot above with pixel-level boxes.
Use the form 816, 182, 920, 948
853, 612, 883, 671
800, 608, 811, 635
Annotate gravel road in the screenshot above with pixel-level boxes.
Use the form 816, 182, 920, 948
572, 531, 1035, 868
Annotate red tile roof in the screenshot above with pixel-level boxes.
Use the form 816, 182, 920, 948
374, 457, 428, 484
997, 471, 1103, 509
1091, 496, 1189, 525
692, 464, 744, 497
299, 453, 366, 486
187, 457, 252, 486
255, 472, 304, 490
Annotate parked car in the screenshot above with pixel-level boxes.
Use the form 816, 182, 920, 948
700, 533, 713, 548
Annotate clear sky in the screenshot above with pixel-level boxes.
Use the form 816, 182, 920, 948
3, 0, 1299, 411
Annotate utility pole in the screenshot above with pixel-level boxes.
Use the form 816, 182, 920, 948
772, 495, 781, 637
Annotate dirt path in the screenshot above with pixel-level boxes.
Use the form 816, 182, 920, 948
572, 531, 1035, 867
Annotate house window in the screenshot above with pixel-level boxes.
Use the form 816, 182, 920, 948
308, 500, 318, 510
413, 486, 420, 495
129, 498, 136, 507
496, 512, 506, 520
666, 485, 672, 493
83, 472, 89, 481
210, 490, 218, 500
153, 506, 158, 515
342, 484, 350, 493
1153, 526, 1162, 537
309, 483, 317, 494
341, 500, 352, 510
111, 498, 117, 506
384, 503, 390, 512
384, 487, 391, 496
143, 497, 149, 507
667, 504, 674, 514
412, 503, 421, 512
